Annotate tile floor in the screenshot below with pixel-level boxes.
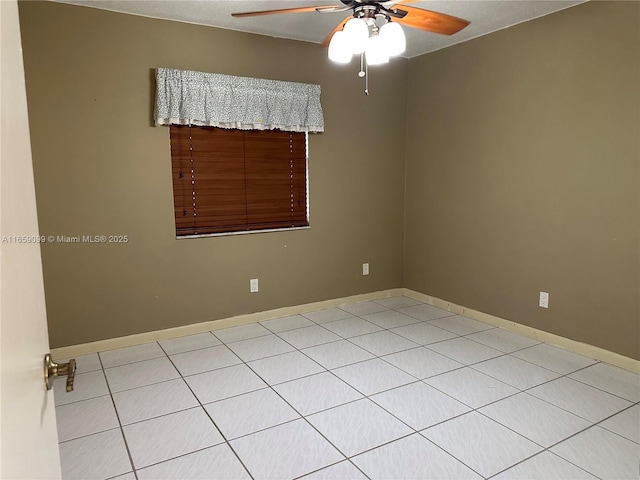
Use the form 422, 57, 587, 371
54, 296, 640, 480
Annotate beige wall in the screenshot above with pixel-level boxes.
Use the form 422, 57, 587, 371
404, 1, 639, 359
19, 1, 639, 360
18, 1, 407, 348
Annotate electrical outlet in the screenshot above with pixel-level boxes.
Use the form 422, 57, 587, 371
539, 291, 549, 308
362, 263, 369, 275
250, 278, 259, 293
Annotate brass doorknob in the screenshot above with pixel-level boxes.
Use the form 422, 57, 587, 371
44, 354, 76, 392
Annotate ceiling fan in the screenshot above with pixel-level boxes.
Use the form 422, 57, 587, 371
232, 1, 470, 93
232, 1, 470, 43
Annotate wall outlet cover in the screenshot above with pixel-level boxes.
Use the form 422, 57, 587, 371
539, 291, 549, 308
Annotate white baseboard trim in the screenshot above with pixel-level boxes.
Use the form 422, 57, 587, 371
52, 287, 639, 373
51, 288, 405, 359
402, 288, 640, 373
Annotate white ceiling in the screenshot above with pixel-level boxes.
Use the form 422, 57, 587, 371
51, 0, 586, 58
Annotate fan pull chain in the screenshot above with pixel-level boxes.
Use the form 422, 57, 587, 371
358, 53, 369, 95
365, 58, 369, 95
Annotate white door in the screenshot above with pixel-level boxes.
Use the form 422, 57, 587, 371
0, 0, 62, 478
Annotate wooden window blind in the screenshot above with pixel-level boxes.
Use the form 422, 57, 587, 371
170, 125, 308, 236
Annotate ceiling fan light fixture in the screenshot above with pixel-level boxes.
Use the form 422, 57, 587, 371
365, 34, 389, 65
342, 18, 369, 54
232, 2, 471, 95
379, 21, 406, 56
328, 30, 352, 63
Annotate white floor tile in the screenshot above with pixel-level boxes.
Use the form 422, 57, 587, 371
204, 388, 299, 439
302, 461, 367, 479
361, 310, 422, 329
349, 330, 420, 356
185, 364, 267, 404
170, 344, 241, 376
569, 362, 640, 402
422, 412, 542, 478
260, 314, 314, 333
371, 382, 470, 430
56, 395, 119, 442
213, 323, 271, 343
428, 315, 494, 335
390, 322, 458, 345
277, 325, 341, 349
159, 332, 221, 355
302, 308, 355, 324
397, 304, 455, 322
302, 340, 374, 370
59, 429, 131, 480
274, 372, 363, 415
52, 301, 634, 480
374, 296, 423, 309
493, 451, 598, 480
472, 355, 560, 390
425, 367, 518, 408
104, 357, 180, 393
352, 433, 482, 480
512, 343, 597, 374
339, 301, 389, 316
136, 444, 250, 480
528, 377, 632, 423
466, 328, 540, 353
54, 370, 109, 406
599, 405, 640, 444
110, 473, 137, 480
230, 419, 344, 479
248, 351, 325, 385
322, 317, 383, 338
307, 398, 413, 457
332, 358, 416, 396
112, 378, 198, 425
427, 337, 503, 365
382, 347, 463, 379
479, 392, 591, 447
99, 342, 165, 368
123, 407, 223, 469
551, 426, 640, 479
227, 334, 294, 362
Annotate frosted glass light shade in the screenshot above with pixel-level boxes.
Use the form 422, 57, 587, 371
379, 21, 406, 56
328, 31, 352, 63
365, 34, 389, 65
343, 18, 369, 54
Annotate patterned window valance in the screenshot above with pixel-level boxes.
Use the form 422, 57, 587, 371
154, 67, 324, 133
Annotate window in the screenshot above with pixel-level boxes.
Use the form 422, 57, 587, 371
170, 125, 309, 236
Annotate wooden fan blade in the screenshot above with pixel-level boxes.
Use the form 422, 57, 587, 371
382, 0, 418, 5
232, 5, 337, 18
321, 16, 353, 47
392, 5, 469, 35
316, 5, 352, 13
